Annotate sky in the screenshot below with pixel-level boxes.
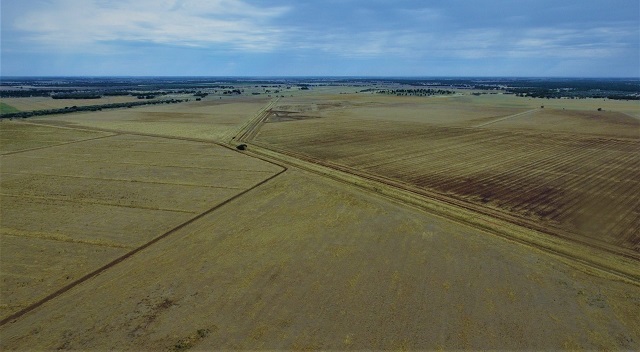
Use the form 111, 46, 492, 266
1, 0, 639, 77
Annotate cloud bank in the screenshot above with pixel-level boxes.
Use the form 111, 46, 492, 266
3, 0, 638, 76
12, 0, 290, 52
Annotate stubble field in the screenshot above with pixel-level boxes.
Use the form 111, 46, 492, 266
30, 96, 273, 141
0, 121, 282, 320
1, 90, 639, 350
255, 93, 640, 255
2, 167, 639, 350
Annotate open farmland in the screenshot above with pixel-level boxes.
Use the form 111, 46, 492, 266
2, 168, 639, 350
29, 96, 273, 141
1, 80, 639, 350
255, 93, 640, 255
0, 121, 283, 320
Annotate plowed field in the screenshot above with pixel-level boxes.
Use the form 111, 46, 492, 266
256, 94, 640, 254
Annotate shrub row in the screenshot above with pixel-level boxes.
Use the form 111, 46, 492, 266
1, 99, 188, 119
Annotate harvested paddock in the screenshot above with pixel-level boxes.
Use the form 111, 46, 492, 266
31, 97, 272, 140
2, 169, 638, 350
1, 93, 639, 350
256, 95, 640, 254
0, 122, 282, 319
0, 122, 111, 154
483, 108, 640, 137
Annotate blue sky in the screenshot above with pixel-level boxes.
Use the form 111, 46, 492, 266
1, 0, 638, 77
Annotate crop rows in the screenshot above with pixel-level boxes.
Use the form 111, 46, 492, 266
257, 119, 640, 252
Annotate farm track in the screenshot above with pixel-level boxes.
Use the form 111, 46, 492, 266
0, 193, 198, 214
11, 155, 277, 173
474, 108, 539, 127
229, 98, 279, 143
0, 133, 117, 156
0, 230, 133, 250
1, 120, 288, 326
2, 171, 248, 190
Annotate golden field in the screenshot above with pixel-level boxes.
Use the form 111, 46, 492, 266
0, 92, 638, 350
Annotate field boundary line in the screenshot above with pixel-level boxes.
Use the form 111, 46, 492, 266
0, 134, 118, 156
11, 120, 121, 134
473, 108, 539, 127
39, 148, 237, 157
9, 155, 279, 173
0, 229, 132, 250
0, 193, 198, 214
1, 172, 249, 190
0, 167, 287, 327
229, 98, 279, 143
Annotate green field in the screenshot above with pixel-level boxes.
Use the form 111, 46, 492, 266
0, 103, 20, 115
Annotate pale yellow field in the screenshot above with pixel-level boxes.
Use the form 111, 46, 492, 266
30, 97, 271, 141
1, 93, 639, 350
2, 169, 638, 350
0, 122, 282, 319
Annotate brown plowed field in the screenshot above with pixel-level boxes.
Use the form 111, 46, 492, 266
256, 94, 640, 254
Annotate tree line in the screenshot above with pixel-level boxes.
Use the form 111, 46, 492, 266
1, 99, 188, 119
377, 88, 454, 96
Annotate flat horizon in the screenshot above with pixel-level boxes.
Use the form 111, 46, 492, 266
2, 75, 639, 80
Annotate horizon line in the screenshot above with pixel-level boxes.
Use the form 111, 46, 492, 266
2, 75, 639, 80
